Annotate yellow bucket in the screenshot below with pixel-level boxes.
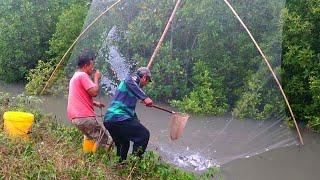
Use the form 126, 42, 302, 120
82, 138, 97, 153
3, 111, 34, 140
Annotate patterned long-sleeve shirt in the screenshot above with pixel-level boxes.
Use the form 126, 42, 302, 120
104, 74, 148, 122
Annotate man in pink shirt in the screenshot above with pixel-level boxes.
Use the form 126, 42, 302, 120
67, 50, 112, 150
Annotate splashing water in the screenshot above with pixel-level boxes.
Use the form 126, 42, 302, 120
144, 111, 297, 171
98, 26, 130, 95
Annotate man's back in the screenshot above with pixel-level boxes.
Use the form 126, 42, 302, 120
103, 67, 152, 162
105, 75, 148, 122
67, 71, 96, 120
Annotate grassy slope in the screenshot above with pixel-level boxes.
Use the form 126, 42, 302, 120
0, 93, 220, 179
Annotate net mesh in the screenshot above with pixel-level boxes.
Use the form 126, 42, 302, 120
59, 0, 298, 171
170, 113, 189, 140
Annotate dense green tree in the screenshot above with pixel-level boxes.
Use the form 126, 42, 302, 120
170, 61, 228, 114
282, 0, 320, 130
25, 2, 89, 95
0, 0, 89, 83
1, 0, 319, 129
0, 0, 62, 82
106, 0, 285, 117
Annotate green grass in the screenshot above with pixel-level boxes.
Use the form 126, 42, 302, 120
0, 92, 220, 179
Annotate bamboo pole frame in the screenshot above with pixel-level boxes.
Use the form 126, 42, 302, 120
40, 0, 303, 145
147, 0, 182, 69
146, 0, 303, 145
222, 0, 304, 145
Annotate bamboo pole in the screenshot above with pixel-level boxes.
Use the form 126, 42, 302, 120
147, 0, 182, 69
222, 0, 304, 145
40, 0, 123, 95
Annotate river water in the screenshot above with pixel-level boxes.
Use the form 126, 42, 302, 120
1, 82, 320, 179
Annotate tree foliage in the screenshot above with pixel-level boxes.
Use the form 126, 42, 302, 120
101, 0, 285, 118
25, 2, 89, 95
170, 61, 228, 114
0, 0, 319, 130
282, 0, 320, 131
0, 0, 73, 82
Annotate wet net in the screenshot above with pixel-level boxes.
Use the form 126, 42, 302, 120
170, 112, 189, 140
60, 0, 298, 171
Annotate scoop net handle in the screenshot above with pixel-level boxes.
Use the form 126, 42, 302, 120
152, 105, 175, 114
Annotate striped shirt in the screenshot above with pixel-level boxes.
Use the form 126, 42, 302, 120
104, 74, 148, 122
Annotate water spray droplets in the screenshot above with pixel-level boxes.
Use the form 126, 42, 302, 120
174, 154, 219, 171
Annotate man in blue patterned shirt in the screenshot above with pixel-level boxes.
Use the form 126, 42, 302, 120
104, 67, 153, 162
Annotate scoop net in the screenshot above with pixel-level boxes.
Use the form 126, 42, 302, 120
170, 113, 189, 140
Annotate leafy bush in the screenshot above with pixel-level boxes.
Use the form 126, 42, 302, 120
305, 76, 320, 132
307, 116, 320, 133
233, 65, 285, 120
0, 0, 77, 82
25, 60, 55, 95
171, 61, 228, 115
145, 44, 189, 101
282, 0, 320, 127
25, 2, 88, 95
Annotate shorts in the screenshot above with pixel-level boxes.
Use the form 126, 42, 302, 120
71, 117, 112, 146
